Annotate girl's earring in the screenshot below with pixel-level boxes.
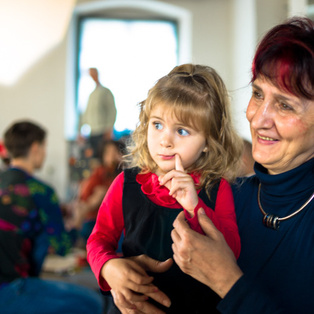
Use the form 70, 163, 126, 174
203, 147, 208, 153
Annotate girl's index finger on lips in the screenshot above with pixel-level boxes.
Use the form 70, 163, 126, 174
175, 154, 185, 172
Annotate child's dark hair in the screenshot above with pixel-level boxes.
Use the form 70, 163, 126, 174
4, 121, 46, 158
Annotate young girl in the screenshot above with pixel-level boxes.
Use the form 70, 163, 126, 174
87, 64, 243, 313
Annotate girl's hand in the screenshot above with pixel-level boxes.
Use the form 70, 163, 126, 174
159, 154, 198, 216
101, 255, 172, 313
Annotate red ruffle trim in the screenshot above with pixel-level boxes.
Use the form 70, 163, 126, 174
136, 172, 200, 208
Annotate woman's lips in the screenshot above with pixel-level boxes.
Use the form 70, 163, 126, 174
257, 135, 279, 144
258, 135, 277, 141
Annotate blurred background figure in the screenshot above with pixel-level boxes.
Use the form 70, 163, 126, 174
0, 141, 10, 172
238, 138, 255, 177
79, 68, 117, 157
0, 120, 103, 313
72, 139, 126, 244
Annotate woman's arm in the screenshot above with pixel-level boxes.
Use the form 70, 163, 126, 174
172, 210, 242, 298
172, 210, 284, 313
185, 179, 241, 259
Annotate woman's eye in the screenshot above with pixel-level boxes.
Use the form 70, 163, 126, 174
252, 90, 262, 99
153, 122, 163, 130
279, 102, 293, 111
178, 128, 190, 136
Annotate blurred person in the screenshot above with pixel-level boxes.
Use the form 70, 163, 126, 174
0, 120, 103, 314
77, 139, 126, 242
0, 141, 10, 172
238, 138, 255, 177
80, 67, 117, 157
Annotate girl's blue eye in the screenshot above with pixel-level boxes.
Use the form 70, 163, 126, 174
178, 128, 189, 136
154, 122, 163, 130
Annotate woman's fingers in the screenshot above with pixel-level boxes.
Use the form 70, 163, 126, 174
111, 289, 138, 312
172, 210, 243, 298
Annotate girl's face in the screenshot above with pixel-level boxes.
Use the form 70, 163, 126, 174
147, 103, 207, 176
246, 76, 314, 174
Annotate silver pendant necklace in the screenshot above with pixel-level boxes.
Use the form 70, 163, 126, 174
257, 183, 314, 230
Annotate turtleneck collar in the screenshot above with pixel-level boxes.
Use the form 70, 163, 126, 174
254, 158, 314, 197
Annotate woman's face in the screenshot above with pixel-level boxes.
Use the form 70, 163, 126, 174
246, 76, 314, 174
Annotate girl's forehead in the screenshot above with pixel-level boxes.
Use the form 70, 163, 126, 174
149, 103, 187, 124
149, 101, 203, 131
150, 102, 172, 114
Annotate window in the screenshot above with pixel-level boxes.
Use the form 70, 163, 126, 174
65, 1, 191, 140
77, 17, 178, 138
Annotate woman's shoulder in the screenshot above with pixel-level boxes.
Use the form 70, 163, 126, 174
231, 175, 259, 198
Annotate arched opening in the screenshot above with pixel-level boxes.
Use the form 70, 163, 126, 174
65, 0, 192, 139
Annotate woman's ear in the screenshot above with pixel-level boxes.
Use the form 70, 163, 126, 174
203, 146, 208, 153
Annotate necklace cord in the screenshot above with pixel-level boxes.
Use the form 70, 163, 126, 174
258, 184, 314, 222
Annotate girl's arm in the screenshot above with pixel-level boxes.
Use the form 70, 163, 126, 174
86, 172, 125, 290
184, 179, 240, 259
87, 172, 172, 312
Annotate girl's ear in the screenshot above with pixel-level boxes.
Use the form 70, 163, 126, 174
203, 146, 208, 153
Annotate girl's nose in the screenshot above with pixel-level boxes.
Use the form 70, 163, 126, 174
160, 131, 173, 148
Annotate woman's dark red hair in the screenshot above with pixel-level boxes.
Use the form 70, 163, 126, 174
252, 17, 314, 100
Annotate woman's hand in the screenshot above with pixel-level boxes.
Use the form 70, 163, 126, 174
171, 210, 243, 298
159, 154, 198, 215
101, 255, 172, 313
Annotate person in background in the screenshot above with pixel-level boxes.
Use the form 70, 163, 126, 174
77, 139, 126, 242
80, 67, 117, 157
238, 138, 255, 177
0, 120, 103, 313
106, 16, 314, 314
0, 141, 10, 172
87, 63, 243, 313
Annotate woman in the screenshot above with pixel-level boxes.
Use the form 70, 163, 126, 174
109, 16, 314, 314
171, 16, 314, 313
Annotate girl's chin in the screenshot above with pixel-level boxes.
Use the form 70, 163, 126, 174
155, 167, 174, 176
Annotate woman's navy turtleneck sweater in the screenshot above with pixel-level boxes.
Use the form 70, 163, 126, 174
218, 158, 314, 314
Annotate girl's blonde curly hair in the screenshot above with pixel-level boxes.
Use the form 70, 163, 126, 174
125, 63, 243, 195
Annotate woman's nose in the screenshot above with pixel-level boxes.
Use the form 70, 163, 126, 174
247, 100, 274, 130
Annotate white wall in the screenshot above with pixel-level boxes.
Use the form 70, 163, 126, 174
0, 37, 69, 201
0, 0, 294, 200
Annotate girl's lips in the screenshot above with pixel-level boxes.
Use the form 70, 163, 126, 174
159, 154, 175, 160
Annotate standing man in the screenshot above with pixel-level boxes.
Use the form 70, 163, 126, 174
80, 68, 117, 157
